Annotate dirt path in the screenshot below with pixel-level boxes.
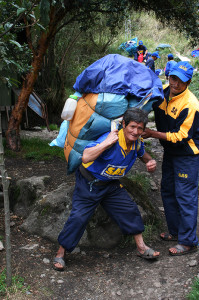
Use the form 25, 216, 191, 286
1, 128, 199, 300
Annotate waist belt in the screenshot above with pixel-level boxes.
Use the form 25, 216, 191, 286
79, 164, 117, 191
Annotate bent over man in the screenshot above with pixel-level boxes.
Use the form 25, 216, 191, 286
53, 108, 160, 271
134, 40, 149, 62
142, 61, 199, 256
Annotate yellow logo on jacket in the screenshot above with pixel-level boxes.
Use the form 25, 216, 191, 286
101, 164, 127, 178
171, 107, 177, 115
179, 65, 187, 71
178, 173, 188, 178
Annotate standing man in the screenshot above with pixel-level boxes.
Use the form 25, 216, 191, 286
134, 40, 149, 62
142, 61, 199, 256
145, 52, 160, 73
165, 53, 177, 80
53, 108, 160, 271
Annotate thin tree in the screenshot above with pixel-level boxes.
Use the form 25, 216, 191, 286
0, 112, 12, 286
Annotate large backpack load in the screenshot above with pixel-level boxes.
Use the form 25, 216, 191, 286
51, 54, 164, 174
118, 37, 138, 57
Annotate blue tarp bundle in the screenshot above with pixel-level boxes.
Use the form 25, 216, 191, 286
191, 49, 199, 57
52, 54, 164, 173
156, 44, 171, 50
118, 37, 137, 56
73, 54, 163, 104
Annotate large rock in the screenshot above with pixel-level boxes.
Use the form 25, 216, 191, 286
16, 174, 162, 249
20, 183, 122, 248
11, 176, 50, 217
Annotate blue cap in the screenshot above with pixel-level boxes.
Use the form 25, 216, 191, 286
169, 61, 193, 82
152, 52, 160, 58
168, 53, 174, 59
139, 40, 143, 45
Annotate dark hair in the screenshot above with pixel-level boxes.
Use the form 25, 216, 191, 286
123, 108, 148, 128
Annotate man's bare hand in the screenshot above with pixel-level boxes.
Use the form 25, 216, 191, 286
146, 159, 156, 172
141, 128, 153, 139
105, 130, 119, 146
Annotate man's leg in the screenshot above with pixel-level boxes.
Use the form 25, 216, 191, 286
161, 153, 180, 236
54, 170, 101, 270
134, 53, 138, 61
169, 155, 199, 254
101, 181, 159, 257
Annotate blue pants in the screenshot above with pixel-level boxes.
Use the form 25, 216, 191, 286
58, 169, 144, 252
161, 153, 199, 246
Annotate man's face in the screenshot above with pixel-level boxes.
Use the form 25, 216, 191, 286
123, 121, 144, 144
169, 75, 189, 97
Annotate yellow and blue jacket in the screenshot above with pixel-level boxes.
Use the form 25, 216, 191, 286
82, 129, 145, 181
153, 85, 199, 155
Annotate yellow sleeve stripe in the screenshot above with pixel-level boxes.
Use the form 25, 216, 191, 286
166, 108, 195, 143
187, 139, 199, 154
82, 161, 94, 168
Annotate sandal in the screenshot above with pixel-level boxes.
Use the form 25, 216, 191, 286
137, 248, 159, 260
53, 257, 66, 271
169, 244, 198, 256
160, 232, 178, 241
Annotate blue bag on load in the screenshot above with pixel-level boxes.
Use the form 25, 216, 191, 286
118, 37, 138, 56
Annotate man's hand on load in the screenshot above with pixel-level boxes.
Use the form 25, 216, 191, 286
141, 128, 153, 139
105, 130, 119, 146
146, 159, 156, 172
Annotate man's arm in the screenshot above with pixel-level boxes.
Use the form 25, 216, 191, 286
82, 130, 119, 164
139, 152, 156, 172
143, 48, 148, 57
142, 128, 167, 140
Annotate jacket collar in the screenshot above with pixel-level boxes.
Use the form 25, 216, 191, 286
164, 86, 189, 103
118, 129, 134, 151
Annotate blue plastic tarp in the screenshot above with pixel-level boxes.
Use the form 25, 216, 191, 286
191, 49, 199, 57
118, 37, 137, 56
156, 44, 171, 50
73, 54, 163, 103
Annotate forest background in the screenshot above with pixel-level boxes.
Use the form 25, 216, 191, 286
0, 0, 199, 151
36, 11, 199, 125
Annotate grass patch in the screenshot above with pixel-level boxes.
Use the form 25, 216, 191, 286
0, 269, 28, 297
189, 72, 199, 99
4, 137, 65, 161
48, 124, 60, 131
128, 172, 151, 194
143, 140, 156, 159
120, 224, 158, 248
187, 278, 199, 300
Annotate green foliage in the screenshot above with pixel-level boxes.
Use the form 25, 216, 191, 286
0, 1, 33, 85
128, 172, 151, 194
120, 224, 158, 247
4, 137, 65, 161
48, 124, 59, 131
0, 269, 27, 296
187, 278, 199, 300
189, 72, 199, 99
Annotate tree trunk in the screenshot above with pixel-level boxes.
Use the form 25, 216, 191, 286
6, 36, 51, 151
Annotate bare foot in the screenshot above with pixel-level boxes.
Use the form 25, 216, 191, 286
137, 246, 160, 258
160, 232, 177, 241
169, 244, 190, 255
53, 245, 65, 270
